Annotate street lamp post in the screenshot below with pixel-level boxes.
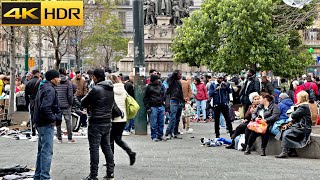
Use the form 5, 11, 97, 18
133, 0, 147, 135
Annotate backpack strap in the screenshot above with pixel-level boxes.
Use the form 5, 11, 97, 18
31, 78, 41, 95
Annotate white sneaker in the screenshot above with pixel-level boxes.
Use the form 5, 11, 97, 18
29, 136, 38, 142
186, 128, 193, 133
122, 131, 131, 136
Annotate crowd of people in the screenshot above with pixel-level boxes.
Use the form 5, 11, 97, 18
0, 67, 317, 180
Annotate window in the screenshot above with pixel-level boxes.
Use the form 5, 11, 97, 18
118, 12, 126, 28
115, 0, 130, 6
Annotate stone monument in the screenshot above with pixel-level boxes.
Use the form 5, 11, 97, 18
119, 0, 207, 75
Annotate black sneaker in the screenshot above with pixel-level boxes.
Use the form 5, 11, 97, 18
173, 135, 182, 139
84, 175, 98, 180
103, 174, 115, 180
129, 152, 136, 166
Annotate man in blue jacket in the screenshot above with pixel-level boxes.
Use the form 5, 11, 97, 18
33, 70, 61, 180
209, 76, 233, 138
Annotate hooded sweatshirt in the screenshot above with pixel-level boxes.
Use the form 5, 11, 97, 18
113, 83, 127, 123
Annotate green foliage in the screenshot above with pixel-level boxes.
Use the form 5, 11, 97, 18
83, 1, 129, 67
172, 0, 316, 78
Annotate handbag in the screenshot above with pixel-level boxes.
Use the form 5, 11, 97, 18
112, 102, 124, 119
247, 119, 268, 134
271, 119, 287, 135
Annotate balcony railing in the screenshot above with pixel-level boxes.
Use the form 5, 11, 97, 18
303, 28, 320, 46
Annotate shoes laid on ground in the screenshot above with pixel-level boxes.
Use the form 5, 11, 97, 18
122, 131, 131, 136
57, 139, 63, 144
129, 152, 136, 166
29, 136, 38, 142
68, 139, 76, 143
103, 174, 114, 180
84, 175, 98, 180
152, 138, 160, 142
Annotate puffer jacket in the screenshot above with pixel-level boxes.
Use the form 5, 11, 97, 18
33, 80, 62, 127
55, 74, 73, 109
143, 80, 165, 110
113, 83, 127, 123
81, 80, 114, 124
251, 101, 280, 124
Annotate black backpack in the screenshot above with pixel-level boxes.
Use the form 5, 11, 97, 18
303, 83, 317, 101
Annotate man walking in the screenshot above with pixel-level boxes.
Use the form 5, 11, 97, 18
72, 70, 88, 101
81, 69, 115, 180
33, 70, 61, 180
55, 68, 75, 143
209, 76, 233, 138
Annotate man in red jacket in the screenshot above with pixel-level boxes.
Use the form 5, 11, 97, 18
302, 75, 318, 98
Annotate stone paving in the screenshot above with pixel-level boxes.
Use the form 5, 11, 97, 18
1, 119, 320, 180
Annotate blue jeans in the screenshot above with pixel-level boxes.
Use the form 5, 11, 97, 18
165, 102, 182, 136
124, 119, 134, 132
149, 106, 165, 139
196, 100, 207, 119
34, 124, 54, 180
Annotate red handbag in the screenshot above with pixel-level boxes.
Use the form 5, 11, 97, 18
247, 119, 268, 134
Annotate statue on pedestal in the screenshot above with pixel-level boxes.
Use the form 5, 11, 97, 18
145, 0, 155, 25
172, 1, 183, 26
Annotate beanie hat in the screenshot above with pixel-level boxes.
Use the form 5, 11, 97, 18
45, 70, 60, 81
279, 93, 289, 100
150, 74, 159, 83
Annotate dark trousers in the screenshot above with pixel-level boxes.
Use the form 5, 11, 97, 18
29, 100, 36, 136
213, 104, 233, 138
88, 123, 114, 177
245, 128, 270, 149
232, 122, 249, 139
110, 122, 132, 155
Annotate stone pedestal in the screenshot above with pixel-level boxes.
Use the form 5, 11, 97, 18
119, 16, 207, 75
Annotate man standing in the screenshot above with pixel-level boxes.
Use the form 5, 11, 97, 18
145, 69, 157, 85
239, 69, 260, 116
33, 70, 61, 180
55, 68, 75, 143
81, 69, 114, 180
25, 69, 41, 141
123, 75, 135, 136
261, 76, 274, 95
165, 70, 184, 139
72, 70, 87, 101
209, 76, 233, 138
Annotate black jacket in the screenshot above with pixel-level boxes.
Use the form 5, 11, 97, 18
240, 76, 260, 104
55, 74, 73, 109
251, 101, 280, 124
261, 81, 274, 96
81, 80, 114, 124
166, 80, 184, 102
33, 80, 62, 127
25, 76, 41, 100
143, 80, 165, 110
124, 81, 134, 98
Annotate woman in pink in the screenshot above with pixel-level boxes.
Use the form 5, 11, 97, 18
194, 77, 208, 122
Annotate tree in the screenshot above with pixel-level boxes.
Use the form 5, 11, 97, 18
172, 0, 316, 78
83, 2, 128, 69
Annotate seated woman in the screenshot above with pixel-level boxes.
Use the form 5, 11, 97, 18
244, 92, 280, 156
276, 91, 312, 158
270, 93, 294, 135
226, 92, 260, 149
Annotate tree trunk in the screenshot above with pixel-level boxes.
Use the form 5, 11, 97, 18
54, 49, 60, 70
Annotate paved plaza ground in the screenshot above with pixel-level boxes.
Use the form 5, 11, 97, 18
1, 113, 320, 180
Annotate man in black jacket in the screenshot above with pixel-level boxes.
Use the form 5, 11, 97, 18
55, 68, 75, 143
81, 69, 114, 180
165, 70, 184, 140
25, 69, 41, 139
261, 76, 274, 96
33, 70, 61, 180
143, 74, 165, 141
240, 69, 260, 116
